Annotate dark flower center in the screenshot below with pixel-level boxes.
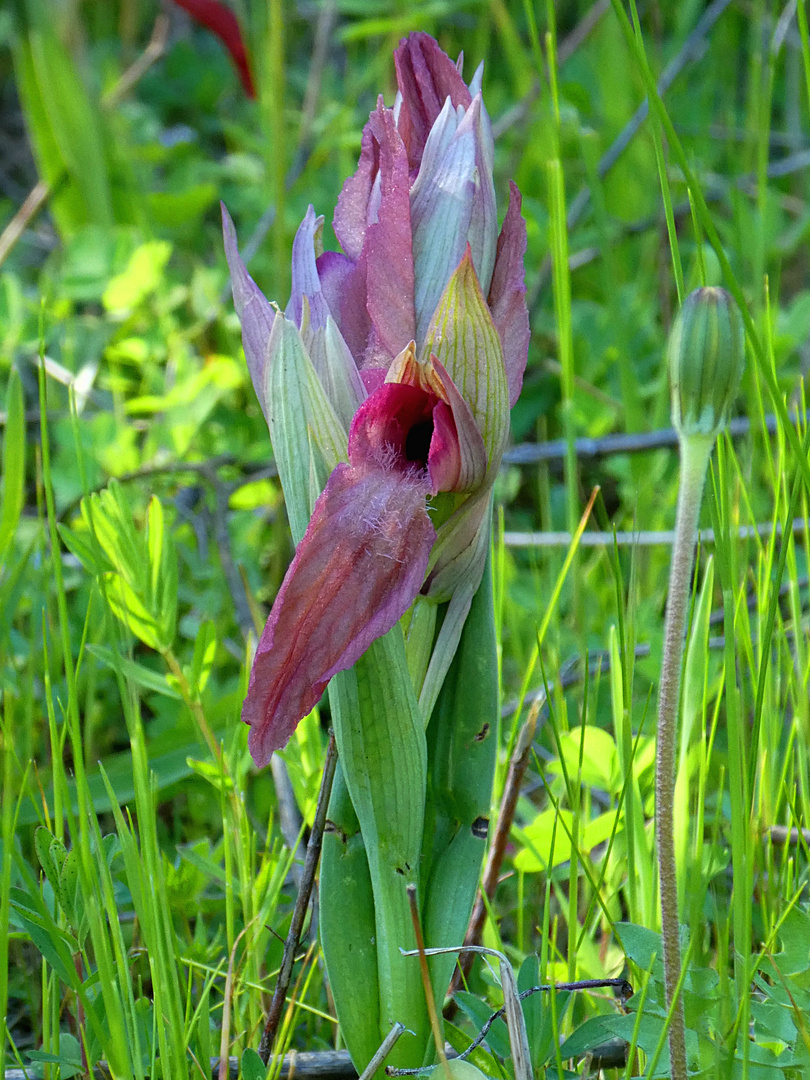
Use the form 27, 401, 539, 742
405, 419, 434, 468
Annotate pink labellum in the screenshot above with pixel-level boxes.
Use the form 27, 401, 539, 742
243, 463, 435, 764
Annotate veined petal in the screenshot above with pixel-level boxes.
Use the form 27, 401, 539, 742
488, 181, 529, 406
422, 247, 510, 467
243, 463, 435, 765
265, 314, 348, 543
394, 32, 472, 172
222, 203, 275, 423
303, 315, 366, 431
286, 206, 332, 331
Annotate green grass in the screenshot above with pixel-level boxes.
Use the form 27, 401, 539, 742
2, 0, 810, 1077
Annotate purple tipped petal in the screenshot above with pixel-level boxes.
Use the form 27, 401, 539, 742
316, 250, 369, 364
243, 463, 435, 765
394, 32, 472, 171
286, 206, 332, 331
334, 122, 378, 260
222, 203, 275, 421
488, 182, 529, 407
466, 94, 497, 296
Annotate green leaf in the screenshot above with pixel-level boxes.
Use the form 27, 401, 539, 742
240, 1048, 267, 1080
86, 644, 182, 699
102, 241, 172, 313
10, 890, 80, 988
57, 522, 110, 576
27, 1032, 84, 1080
34, 826, 67, 894
188, 619, 216, 698
548, 725, 622, 794
103, 571, 164, 651
14, 8, 113, 236
615, 923, 665, 981
58, 848, 88, 945
454, 991, 511, 1060
557, 1014, 616, 1060
513, 808, 573, 872
147, 495, 177, 647
0, 368, 25, 564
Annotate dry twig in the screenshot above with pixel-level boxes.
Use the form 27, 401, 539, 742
259, 733, 339, 1063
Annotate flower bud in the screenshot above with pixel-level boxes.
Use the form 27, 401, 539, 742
668, 286, 745, 439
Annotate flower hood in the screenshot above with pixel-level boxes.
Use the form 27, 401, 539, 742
223, 32, 529, 765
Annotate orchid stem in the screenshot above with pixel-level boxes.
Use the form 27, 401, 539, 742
656, 432, 712, 1080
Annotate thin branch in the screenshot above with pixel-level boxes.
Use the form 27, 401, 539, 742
259, 733, 339, 1064
0, 179, 53, 269
503, 411, 783, 466
391, 958, 631, 1075
101, 13, 170, 108
502, 517, 809, 549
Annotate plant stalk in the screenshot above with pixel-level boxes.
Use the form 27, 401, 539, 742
656, 433, 712, 1080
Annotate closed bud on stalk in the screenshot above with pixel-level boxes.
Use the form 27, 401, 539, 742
668, 286, 745, 440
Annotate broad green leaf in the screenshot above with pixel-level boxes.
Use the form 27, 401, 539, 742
10, 890, 80, 988
27, 1033, 84, 1080
240, 1048, 267, 1080
514, 808, 573, 872
58, 848, 87, 945
454, 991, 511, 1060
548, 725, 622, 794
558, 1014, 615, 1061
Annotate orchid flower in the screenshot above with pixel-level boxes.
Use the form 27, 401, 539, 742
223, 32, 528, 768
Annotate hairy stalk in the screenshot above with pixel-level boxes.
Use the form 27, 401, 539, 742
656, 434, 712, 1080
